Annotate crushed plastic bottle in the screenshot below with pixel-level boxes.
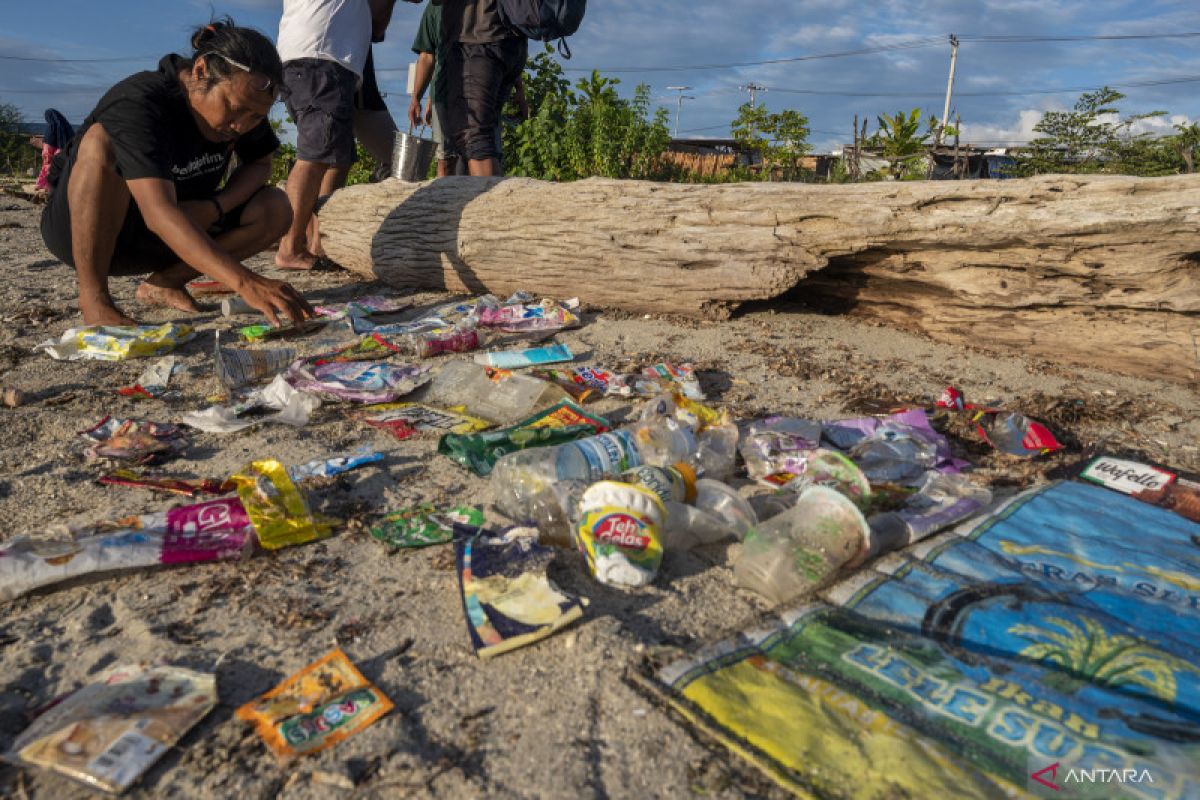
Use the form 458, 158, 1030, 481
422, 360, 566, 424
491, 429, 643, 521
393, 326, 481, 359
492, 414, 710, 522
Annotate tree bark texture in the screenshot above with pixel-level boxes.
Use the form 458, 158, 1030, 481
319, 174, 1200, 383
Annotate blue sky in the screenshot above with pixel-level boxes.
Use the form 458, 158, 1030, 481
1, 0, 1198, 152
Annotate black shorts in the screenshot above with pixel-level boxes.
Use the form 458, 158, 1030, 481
40, 161, 253, 276
444, 38, 527, 162
356, 48, 387, 113
282, 58, 358, 164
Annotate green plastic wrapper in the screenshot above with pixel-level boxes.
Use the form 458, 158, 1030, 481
369, 505, 485, 548
438, 401, 609, 477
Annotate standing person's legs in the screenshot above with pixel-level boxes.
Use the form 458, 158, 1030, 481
430, 102, 458, 177
277, 58, 357, 270
445, 41, 510, 177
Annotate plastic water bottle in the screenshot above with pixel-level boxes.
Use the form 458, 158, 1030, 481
526, 463, 695, 548
395, 327, 481, 359
492, 422, 698, 523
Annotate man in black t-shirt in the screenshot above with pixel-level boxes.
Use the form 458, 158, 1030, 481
41, 22, 312, 327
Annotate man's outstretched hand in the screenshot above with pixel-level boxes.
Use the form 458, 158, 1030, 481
237, 274, 315, 328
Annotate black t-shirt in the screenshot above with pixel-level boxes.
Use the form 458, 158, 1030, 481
52, 54, 279, 201
441, 0, 514, 45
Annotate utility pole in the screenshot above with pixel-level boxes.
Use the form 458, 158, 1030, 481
936, 34, 959, 147
666, 85, 694, 137
739, 82, 767, 108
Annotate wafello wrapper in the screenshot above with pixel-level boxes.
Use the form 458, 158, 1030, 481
236, 649, 393, 760
36, 324, 195, 361
5, 664, 216, 794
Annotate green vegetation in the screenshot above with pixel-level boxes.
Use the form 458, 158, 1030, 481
502, 46, 673, 181
0, 102, 38, 177
729, 102, 811, 181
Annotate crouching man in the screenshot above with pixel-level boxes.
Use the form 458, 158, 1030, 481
40, 18, 313, 327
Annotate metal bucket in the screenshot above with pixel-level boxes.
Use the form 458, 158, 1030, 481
391, 126, 436, 182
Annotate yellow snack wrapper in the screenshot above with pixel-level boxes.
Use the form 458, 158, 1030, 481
236, 649, 393, 760
35, 323, 196, 362
671, 392, 729, 431
230, 459, 333, 550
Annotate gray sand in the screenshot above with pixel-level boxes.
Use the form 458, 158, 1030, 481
0, 192, 1195, 799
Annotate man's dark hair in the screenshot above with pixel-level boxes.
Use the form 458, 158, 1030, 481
188, 16, 284, 93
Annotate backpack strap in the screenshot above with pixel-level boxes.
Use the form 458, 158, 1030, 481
556, 37, 572, 59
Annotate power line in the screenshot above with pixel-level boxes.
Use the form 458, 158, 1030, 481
4, 29, 1200, 68
763, 74, 1200, 98
0, 54, 155, 63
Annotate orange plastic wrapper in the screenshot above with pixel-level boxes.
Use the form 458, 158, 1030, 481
235, 649, 393, 760
229, 459, 334, 550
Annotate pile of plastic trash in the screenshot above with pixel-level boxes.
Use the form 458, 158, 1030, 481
13, 285, 1190, 793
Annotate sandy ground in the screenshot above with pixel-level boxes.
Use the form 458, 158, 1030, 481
0, 190, 1196, 799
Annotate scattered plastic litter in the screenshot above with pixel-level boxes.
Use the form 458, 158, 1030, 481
79, 416, 189, 465
353, 401, 491, 440
215, 333, 296, 389
97, 470, 232, 498
4, 663, 216, 793
641, 363, 704, 401
117, 355, 177, 399
288, 447, 384, 482
423, 361, 568, 424
457, 527, 586, 658
474, 342, 574, 369
236, 648, 393, 760
0, 497, 254, 601
238, 320, 326, 344
477, 297, 580, 332
392, 326, 482, 359
314, 295, 412, 321
36, 323, 195, 361
230, 459, 333, 550
285, 361, 429, 403
529, 368, 599, 403
739, 417, 823, 486
183, 374, 319, 433
866, 472, 993, 557
309, 333, 403, 364
439, 400, 609, 477
974, 409, 1063, 457
369, 505, 484, 548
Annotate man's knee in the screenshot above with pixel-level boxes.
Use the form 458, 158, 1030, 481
249, 186, 293, 239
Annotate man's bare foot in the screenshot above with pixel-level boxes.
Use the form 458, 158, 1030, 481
135, 281, 203, 313
82, 303, 138, 327
275, 249, 318, 270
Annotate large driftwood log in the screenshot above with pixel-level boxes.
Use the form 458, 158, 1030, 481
319, 175, 1200, 382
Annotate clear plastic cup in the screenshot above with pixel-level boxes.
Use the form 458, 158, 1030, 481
734, 486, 870, 605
